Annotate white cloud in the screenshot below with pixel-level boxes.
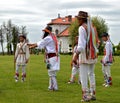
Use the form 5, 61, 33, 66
0, 0, 24, 5
0, 0, 120, 45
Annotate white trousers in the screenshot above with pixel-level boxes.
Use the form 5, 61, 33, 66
48, 70, 58, 90
79, 64, 95, 93
15, 64, 26, 77
102, 64, 111, 77
70, 66, 80, 82
102, 64, 111, 83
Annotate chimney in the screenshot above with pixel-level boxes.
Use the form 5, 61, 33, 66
68, 15, 72, 22
58, 13, 61, 18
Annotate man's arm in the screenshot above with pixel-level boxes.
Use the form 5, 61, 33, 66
27, 43, 37, 49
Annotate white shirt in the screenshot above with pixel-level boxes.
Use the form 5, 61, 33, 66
77, 25, 97, 64
37, 35, 60, 71
15, 42, 30, 65
37, 35, 56, 53
103, 39, 113, 64
77, 26, 87, 53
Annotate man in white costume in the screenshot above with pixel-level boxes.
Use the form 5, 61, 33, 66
28, 26, 60, 91
72, 11, 99, 102
15, 35, 30, 82
101, 32, 113, 87
68, 36, 81, 84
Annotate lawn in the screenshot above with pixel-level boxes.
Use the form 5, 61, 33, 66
0, 54, 120, 103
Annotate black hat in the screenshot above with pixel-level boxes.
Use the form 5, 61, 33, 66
76, 11, 88, 19
42, 25, 52, 33
101, 32, 109, 37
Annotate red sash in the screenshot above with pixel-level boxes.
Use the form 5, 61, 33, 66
50, 33, 58, 61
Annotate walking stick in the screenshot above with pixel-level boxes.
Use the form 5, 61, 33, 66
14, 43, 16, 71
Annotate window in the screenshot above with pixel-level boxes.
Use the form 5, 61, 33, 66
55, 29, 59, 35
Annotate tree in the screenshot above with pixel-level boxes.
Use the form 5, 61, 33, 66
12, 26, 19, 54
20, 26, 28, 36
69, 19, 79, 46
92, 16, 108, 40
92, 16, 109, 55
114, 42, 120, 56
0, 26, 5, 55
3, 20, 13, 55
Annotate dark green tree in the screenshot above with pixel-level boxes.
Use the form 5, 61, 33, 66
92, 16, 109, 55
0, 26, 5, 55
92, 16, 108, 40
69, 19, 79, 46
3, 20, 13, 55
114, 42, 120, 56
12, 26, 19, 54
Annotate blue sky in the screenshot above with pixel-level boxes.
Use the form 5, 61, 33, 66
0, 0, 120, 45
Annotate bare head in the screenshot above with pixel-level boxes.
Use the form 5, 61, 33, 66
19, 35, 26, 42
101, 32, 109, 42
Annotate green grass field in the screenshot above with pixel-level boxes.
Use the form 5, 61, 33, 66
0, 54, 120, 103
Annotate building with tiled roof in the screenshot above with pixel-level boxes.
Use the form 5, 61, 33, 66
57, 27, 69, 37
48, 15, 75, 25
48, 14, 75, 53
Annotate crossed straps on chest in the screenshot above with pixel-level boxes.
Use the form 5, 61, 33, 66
15, 41, 26, 61
19, 43, 26, 54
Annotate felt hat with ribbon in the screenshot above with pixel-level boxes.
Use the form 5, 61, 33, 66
42, 26, 52, 34
76, 11, 88, 19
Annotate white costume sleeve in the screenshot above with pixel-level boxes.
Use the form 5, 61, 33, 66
37, 36, 52, 49
103, 42, 112, 63
77, 26, 87, 53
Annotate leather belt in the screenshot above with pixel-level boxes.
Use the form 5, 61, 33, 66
47, 53, 56, 58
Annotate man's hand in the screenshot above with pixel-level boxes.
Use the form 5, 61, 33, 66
100, 60, 107, 66
26, 59, 29, 63
27, 43, 37, 49
72, 53, 79, 65
70, 61, 73, 68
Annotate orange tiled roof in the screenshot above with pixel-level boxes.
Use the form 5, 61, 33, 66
57, 27, 69, 37
48, 16, 75, 25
